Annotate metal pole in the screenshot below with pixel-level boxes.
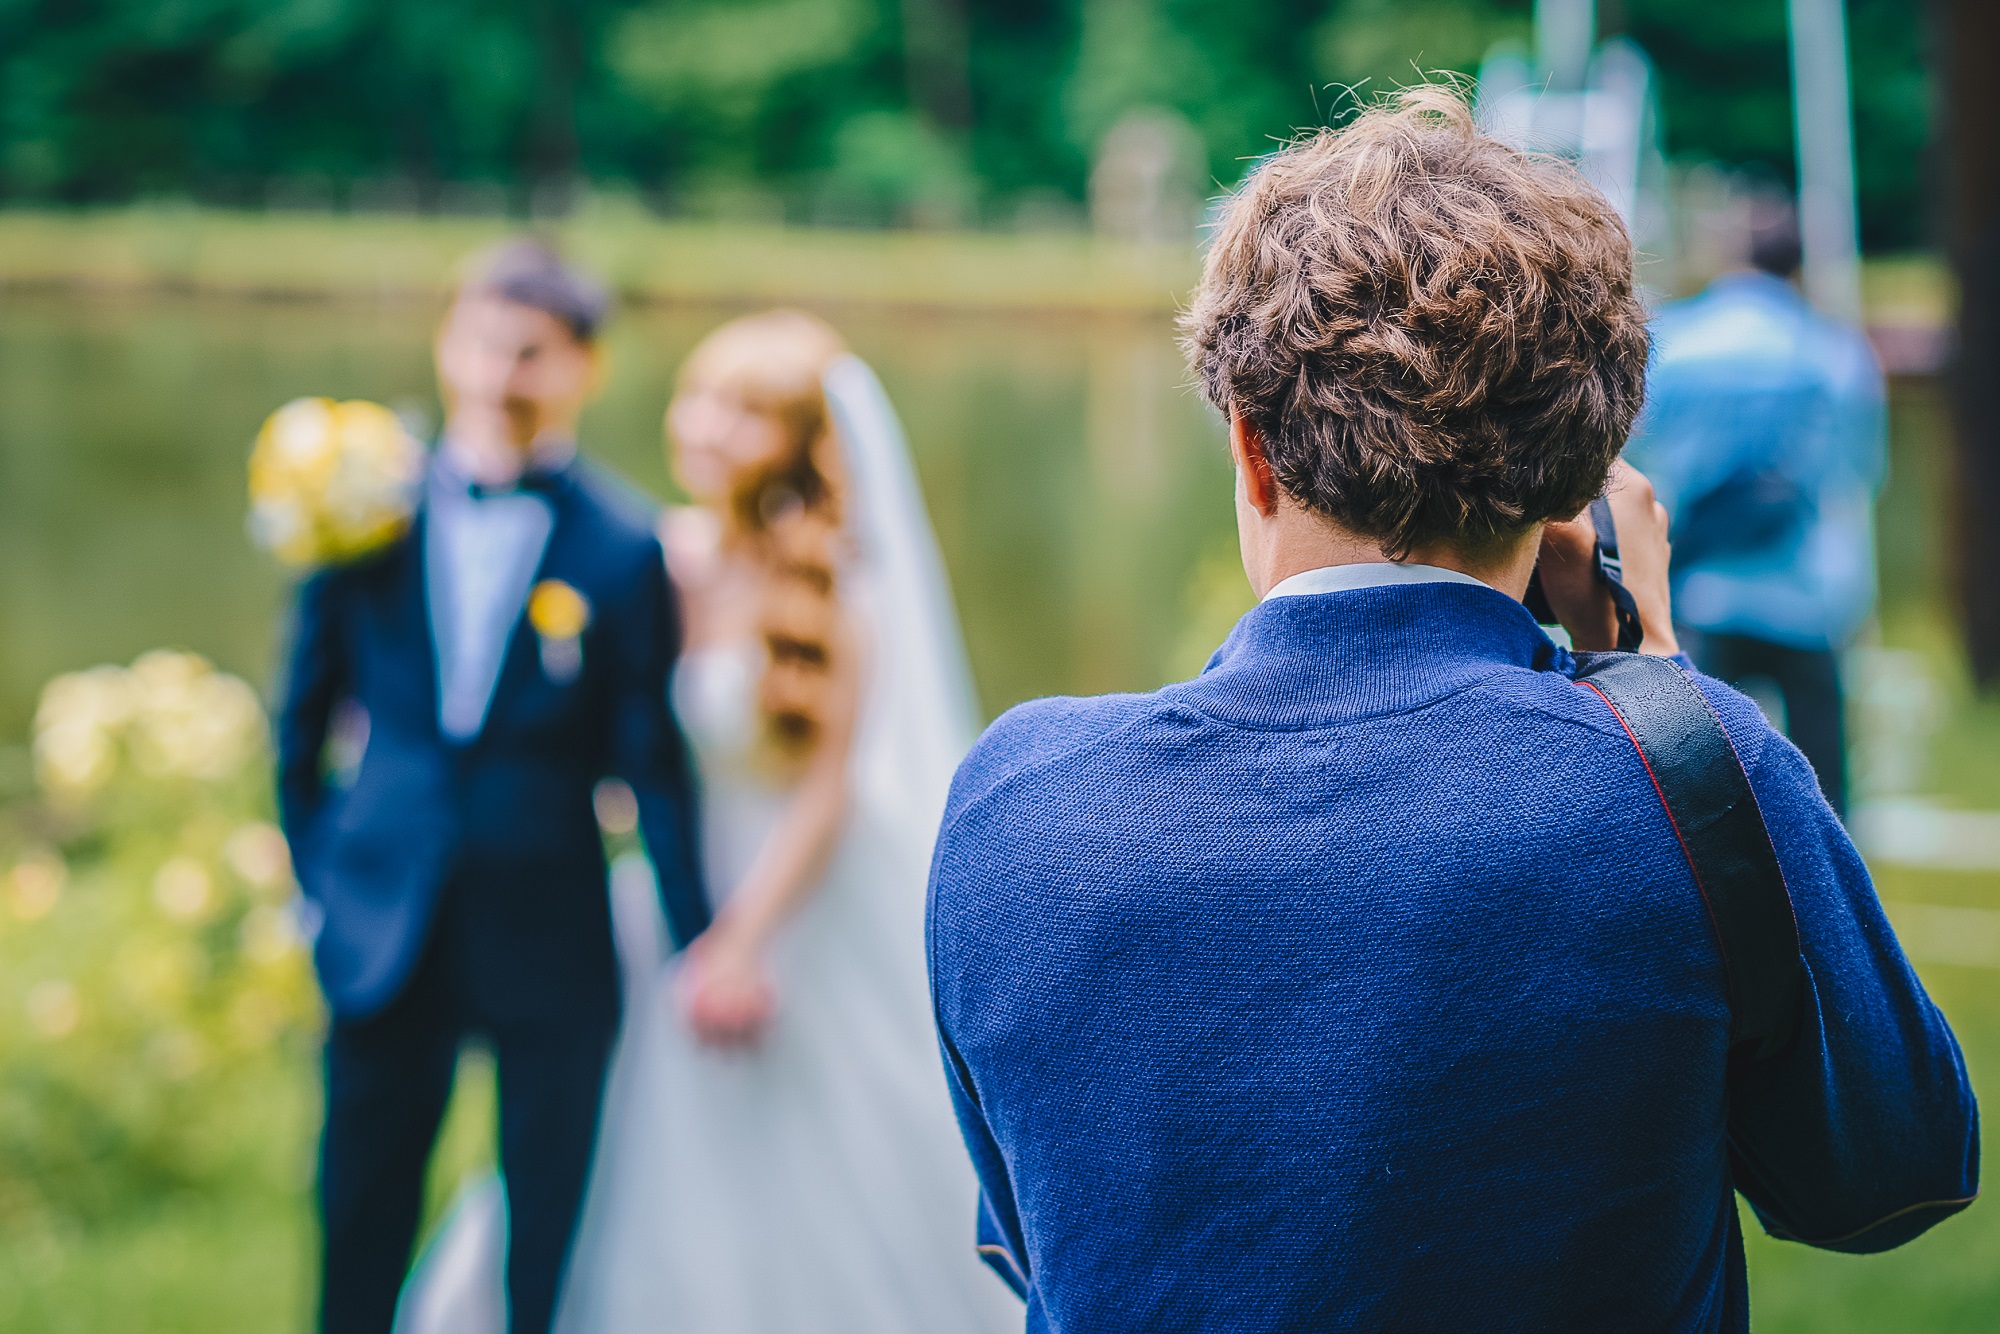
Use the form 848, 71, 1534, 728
1535, 0, 1596, 92
1942, 0, 2000, 685
1788, 0, 1865, 322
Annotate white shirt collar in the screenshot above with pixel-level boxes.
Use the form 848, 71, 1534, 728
1261, 562, 1494, 602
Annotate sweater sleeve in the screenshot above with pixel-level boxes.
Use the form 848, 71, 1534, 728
927, 759, 1035, 1300
1717, 695, 1979, 1251
939, 1018, 1033, 1299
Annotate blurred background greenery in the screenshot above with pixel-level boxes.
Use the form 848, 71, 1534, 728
0, 1, 1994, 1331
0, 0, 1935, 248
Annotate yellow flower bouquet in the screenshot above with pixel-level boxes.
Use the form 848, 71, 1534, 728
247, 397, 425, 567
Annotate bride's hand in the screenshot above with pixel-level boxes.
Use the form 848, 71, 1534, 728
678, 928, 777, 1048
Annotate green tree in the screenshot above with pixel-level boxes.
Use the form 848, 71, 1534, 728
0, 0, 1937, 248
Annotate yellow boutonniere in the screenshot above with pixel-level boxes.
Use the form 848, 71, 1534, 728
528, 580, 591, 640
529, 580, 590, 684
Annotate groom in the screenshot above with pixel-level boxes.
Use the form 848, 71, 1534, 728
927, 90, 1976, 1330
276, 241, 708, 1334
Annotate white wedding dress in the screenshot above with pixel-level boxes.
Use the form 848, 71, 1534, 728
394, 358, 1022, 1333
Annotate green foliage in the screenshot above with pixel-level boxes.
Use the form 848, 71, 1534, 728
610, 0, 879, 184
1312, 0, 1530, 102
1627, 0, 1931, 249
0, 0, 1935, 246
0, 653, 321, 1240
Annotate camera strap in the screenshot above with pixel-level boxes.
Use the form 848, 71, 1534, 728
1571, 652, 1806, 1065
1522, 496, 1645, 651
1587, 496, 1647, 653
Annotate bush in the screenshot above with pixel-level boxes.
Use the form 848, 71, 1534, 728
0, 652, 321, 1236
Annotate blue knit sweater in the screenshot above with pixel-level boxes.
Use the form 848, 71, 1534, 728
927, 583, 1977, 1333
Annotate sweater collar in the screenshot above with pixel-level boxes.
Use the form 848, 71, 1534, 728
1262, 561, 1494, 601
1174, 582, 1570, 729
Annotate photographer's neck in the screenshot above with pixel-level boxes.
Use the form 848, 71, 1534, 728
1241, 505, 1539, 602
1229, 414, 1540, 601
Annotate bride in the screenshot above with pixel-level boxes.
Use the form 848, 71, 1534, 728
396, 311, 1022, 1332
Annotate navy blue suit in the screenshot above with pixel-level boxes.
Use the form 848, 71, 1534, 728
276, 457, 708, 1334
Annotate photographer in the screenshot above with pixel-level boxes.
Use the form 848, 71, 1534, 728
926, 88, 1976, 1332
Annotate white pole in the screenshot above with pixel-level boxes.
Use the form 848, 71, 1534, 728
1788, 0, 1865, 323
1535, 0, 1596, 91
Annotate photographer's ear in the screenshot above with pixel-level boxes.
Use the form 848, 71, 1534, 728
1229, 411, 1283, 518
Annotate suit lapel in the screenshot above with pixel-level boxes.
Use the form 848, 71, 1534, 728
480, 465, 586, 741
395, 511, 445, 736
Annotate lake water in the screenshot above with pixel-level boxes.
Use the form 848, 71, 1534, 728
0, 293, 1243, 752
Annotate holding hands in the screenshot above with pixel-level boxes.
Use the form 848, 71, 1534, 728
678, 925, 778, 1047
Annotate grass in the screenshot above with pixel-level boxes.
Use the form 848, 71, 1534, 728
0, 200, 1200, 314
0, 1046, 496, 1332
0, 204, 1953, 323
0, 1191, 312, 1334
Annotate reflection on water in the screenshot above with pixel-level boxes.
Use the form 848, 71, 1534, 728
0, 294, 1237, 743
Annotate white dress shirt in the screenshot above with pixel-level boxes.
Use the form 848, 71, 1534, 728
425, 454, 557, 741
1261, 562, 1494, 601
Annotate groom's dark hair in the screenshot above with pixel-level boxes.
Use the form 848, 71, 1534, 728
459, 238, 610, 343
1181, 85, 1650, 557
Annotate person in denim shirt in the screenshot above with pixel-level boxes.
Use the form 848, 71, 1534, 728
1627, 209, 1887, 817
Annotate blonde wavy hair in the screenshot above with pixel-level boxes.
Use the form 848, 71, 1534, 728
677, 310, 850, 766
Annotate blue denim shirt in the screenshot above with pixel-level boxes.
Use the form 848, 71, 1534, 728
1627, 274, 1887, 650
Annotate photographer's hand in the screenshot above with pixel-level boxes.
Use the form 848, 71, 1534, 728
1538, 461, 1680, 656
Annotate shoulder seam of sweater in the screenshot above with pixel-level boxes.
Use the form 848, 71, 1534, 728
948, 668, 1778, 833
1163, 663, 1593, 735
945, 672, 1581, 833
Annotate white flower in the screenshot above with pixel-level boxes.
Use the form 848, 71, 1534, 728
32, 666, 136, 797
127, 651, 266, 782
26, 980, 81, 1039
7, 850, 68, 922
153, 856, 215, 921
30, 653, 267, 798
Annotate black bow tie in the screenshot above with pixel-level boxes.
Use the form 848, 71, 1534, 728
466, 467, 564, 501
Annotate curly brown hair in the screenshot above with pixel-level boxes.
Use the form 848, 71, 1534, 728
1180, 85, 1650, 557
676, 310, 850, 768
